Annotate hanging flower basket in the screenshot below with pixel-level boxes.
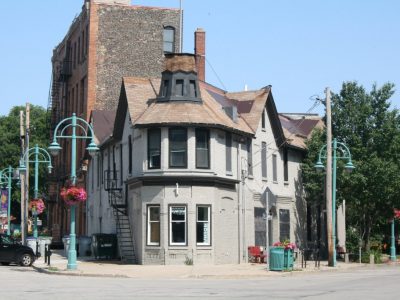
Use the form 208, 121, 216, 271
60, 186, 87, 206
394, 209, 400, 219
29, 198, 45, 214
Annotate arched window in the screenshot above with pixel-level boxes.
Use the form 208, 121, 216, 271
163, 26, 175, 53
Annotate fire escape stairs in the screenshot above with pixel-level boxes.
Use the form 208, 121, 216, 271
105, 174, 137, 264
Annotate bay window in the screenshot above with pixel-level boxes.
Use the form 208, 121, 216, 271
169, 205, 187, 245
148, 128, 161, 169
195, 129, 210, 168
196, 205, 211, 246
147, 205, 160, 246
169, 128, 187, 168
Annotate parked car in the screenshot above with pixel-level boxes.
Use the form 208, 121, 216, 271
0, 234, 35, 266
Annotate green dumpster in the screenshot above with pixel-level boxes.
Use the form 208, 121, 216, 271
284, 249, 294, 270
92, 234, 117, 259
269, 247, 285, 271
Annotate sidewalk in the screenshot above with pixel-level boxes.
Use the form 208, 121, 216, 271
32, 250, 376, 279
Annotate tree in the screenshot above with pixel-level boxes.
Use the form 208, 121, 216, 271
302, 82, 400, 250
0, 105, 49, 224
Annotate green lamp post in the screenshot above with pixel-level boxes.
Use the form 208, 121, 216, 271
0, 166, 19, 235
19, 145, 52, 238
315, 138, 354, 267
390, 218, 396, 261
48, 113, 98, 270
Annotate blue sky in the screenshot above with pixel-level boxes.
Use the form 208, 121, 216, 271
1, 0, 399, 116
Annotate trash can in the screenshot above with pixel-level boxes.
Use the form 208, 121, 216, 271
62, 236, 70, 257
26, 237, 38, 256
269, 247, 285, 271
284, 249, 294, 270
92, 234, 117, 259
78, 236, 92, 257
38, 236, 52, 256
62, 236, 79, 257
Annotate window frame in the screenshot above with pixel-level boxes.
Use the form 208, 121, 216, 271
261, 109, 266, 130
163, 26, 175, 54
247, 138, 253, 177
147, 205, 161, 246
169, 205, 187, 246
272, 153, 278, 182
195, 128, 210, 169
261, 142, 267, 179
168, 127, 187, 168
196, 205, 211, 246
226, 132, 232, 173
283, 148, 289, 182
279, 209, 290, 242
148, 128, 161, 169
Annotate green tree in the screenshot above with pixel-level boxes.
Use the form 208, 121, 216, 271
0, 105, 49, 224
302, 82, 400, 250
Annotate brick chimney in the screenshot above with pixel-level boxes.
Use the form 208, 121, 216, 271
194, 28, 205, 82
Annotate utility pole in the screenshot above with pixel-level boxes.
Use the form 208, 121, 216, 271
19, 110, 26, 244
25, 104, 30, 240
325, 88, 334, 266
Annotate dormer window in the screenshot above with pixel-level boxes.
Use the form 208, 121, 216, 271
176, 79, 184, 96
162, 80, 169, 97
157, 54, 202, 103
163, 26, 175, 53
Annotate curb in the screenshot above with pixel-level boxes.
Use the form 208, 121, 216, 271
32, 265, 128, 278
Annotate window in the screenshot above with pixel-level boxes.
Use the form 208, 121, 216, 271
272, 153, 277, 182
226, 132, 232, 173
279, 209, 290, 241
261, 142, 267, 178
169, 128, 187, 168
261, 109, 266, 130
78, 37, 81, 64
247, 139, 253, 176
128, 135, 132, 173
120, 144, 123, 186
169, 206, 187, 245
73, 42, 77, 69
197, 206, 211, 245
147, 205, 160, 246
189, 80, 197, 97
283, 148, 288, 182
148, 128, 161, 169
85, 24, 89, 55
97, 155, 101, 187
162, 80, 169, 97
163, 26, 175, 53
196, 129, 210, 168
175, 79, 184, 96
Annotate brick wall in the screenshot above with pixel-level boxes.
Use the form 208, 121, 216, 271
95, 5, 181, 110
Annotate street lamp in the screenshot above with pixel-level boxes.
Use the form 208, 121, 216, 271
48, 113, 98, 270
314, 138, 354, 267
0, 166, 19, 235
19, 144, 52, 238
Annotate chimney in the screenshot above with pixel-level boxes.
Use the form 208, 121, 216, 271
194, 28, 206, 82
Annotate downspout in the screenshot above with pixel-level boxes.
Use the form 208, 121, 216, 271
237, 140, 241, 263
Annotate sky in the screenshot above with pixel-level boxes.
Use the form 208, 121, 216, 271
0, 0, 399, 117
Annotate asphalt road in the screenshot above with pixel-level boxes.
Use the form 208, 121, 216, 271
1, 264, 399, 299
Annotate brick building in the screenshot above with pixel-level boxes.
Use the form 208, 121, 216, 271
47, 0, 181, 241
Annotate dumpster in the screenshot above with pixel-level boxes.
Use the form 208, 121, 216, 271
284, 249, 294, 270
92, 234, 117, 259
26, 237, 38, 256
269, 247, 285, 271
78, 236, 92, 257
38, 236, 52, 256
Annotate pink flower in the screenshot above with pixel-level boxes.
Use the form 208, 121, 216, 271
29, 198, 45, 214
60, 186, 87, 206
273, 240, 297, 250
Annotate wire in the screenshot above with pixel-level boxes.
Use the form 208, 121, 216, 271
205, 57, 227, 90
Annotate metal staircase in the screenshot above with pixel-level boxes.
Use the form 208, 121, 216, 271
105, 170, 137, 263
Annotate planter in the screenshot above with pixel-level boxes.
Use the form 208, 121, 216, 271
269, 247, 285, 271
